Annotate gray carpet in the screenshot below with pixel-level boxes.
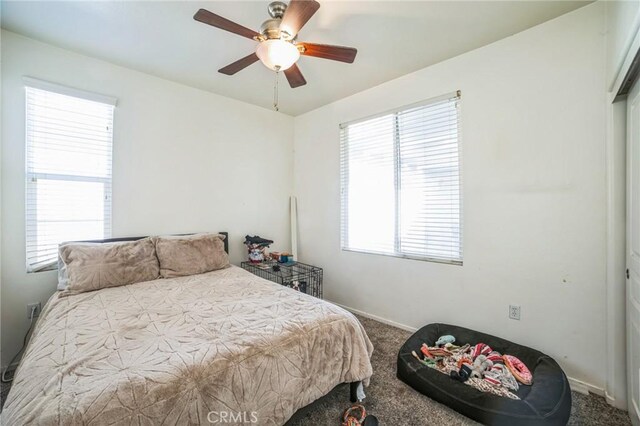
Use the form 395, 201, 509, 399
0, 376, 9, 413
287, 315, 631, 426
1, 315, 633, 425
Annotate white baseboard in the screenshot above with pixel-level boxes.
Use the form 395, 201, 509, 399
334, 301, 608, 400
631, 399, 640, 426
568, 377, 604, 396
333, 302, 417, 332
605, 390, 628, 410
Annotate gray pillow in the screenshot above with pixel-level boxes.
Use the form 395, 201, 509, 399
59, 238, 160, 295
57, 254, 70, 291
155, 233, 229, 278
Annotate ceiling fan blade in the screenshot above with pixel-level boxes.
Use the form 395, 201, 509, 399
218, 53, 260, 75
298, 42, 357, 63
284, 64, 307, 88
194, 9, 260, 40
280, 0, 320, 37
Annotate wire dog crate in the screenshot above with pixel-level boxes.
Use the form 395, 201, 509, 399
241, 261, 323, 299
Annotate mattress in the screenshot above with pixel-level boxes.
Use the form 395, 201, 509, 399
2, 266, 373, 425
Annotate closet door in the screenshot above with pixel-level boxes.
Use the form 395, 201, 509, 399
627, 76, 640, 426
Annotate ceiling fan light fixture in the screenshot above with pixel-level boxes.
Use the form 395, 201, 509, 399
256, 39, 300, 71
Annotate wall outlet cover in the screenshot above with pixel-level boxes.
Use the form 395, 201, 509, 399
509, 304, 521, 320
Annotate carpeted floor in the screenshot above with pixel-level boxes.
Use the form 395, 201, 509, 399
1, 315, 633, 425
287, 315, 631, 426
0, 376, 9, 413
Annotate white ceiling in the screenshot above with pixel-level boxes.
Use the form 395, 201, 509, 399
1, 1, 590, 116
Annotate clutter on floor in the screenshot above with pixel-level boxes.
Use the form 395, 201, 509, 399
341, 404, 379, 426
410, 336, 531, 399
397, 323, 572, 426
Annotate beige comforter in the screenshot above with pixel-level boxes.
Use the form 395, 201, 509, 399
2, 266, 373, 425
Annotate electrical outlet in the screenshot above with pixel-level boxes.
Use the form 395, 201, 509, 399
26, 302, 41, 319
509, 305, 521, 320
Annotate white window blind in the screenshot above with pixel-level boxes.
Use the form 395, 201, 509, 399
25, 80, 115, 272
340, 91, 462, 264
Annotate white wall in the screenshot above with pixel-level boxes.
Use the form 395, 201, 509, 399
1, 30, 294, 366
606, 0, 640, 90
293, 2, 608, 389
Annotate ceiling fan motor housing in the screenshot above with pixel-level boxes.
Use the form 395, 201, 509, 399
268, 1, 287, 18
260, 2, 293, 40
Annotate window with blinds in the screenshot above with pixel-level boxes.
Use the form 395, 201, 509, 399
25, 79, 115, 272
340, 92, 462, 264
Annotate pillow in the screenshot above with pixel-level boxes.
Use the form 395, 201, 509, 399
59, 237, 160, 295
155, 233, 229, 278
57, 255, 70, 291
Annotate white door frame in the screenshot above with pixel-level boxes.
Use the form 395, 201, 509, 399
606, 5, 640, 413
607, 95, 629, 410
626, 75, 640, 426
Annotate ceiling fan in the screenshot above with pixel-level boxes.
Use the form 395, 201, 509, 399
194, 0, 357, 89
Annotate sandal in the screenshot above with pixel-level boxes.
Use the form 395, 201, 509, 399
342, 404, 366, 426
342, 404, 379, 426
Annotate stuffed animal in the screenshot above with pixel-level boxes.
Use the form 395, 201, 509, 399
435, 335, 455, 347
503, 355, 533, 385
470, 354, 493, 379
450, 363, 473, 383
484, 363, 520, 391
411, 350, 436, 367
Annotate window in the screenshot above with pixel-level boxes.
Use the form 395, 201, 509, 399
25, 78, 116, 272
340, 91, 462, 264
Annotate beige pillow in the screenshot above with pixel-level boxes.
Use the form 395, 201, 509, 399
59, 238, 160, 295
155, 233, 229, 278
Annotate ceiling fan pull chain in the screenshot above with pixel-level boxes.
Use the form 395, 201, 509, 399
273, 66, 280, 112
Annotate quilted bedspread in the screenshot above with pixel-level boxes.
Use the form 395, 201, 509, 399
2, 266, 373, 425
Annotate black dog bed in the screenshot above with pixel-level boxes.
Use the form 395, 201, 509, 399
397, 323, 571, 426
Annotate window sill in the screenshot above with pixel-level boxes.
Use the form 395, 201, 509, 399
26, 264, 58, 274
341, 248, 463, 266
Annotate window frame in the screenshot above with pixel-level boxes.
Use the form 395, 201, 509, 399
24, 77, 116, 273
339, 91, 463, 265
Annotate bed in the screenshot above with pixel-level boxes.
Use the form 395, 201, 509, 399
2, 233, 373, 425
